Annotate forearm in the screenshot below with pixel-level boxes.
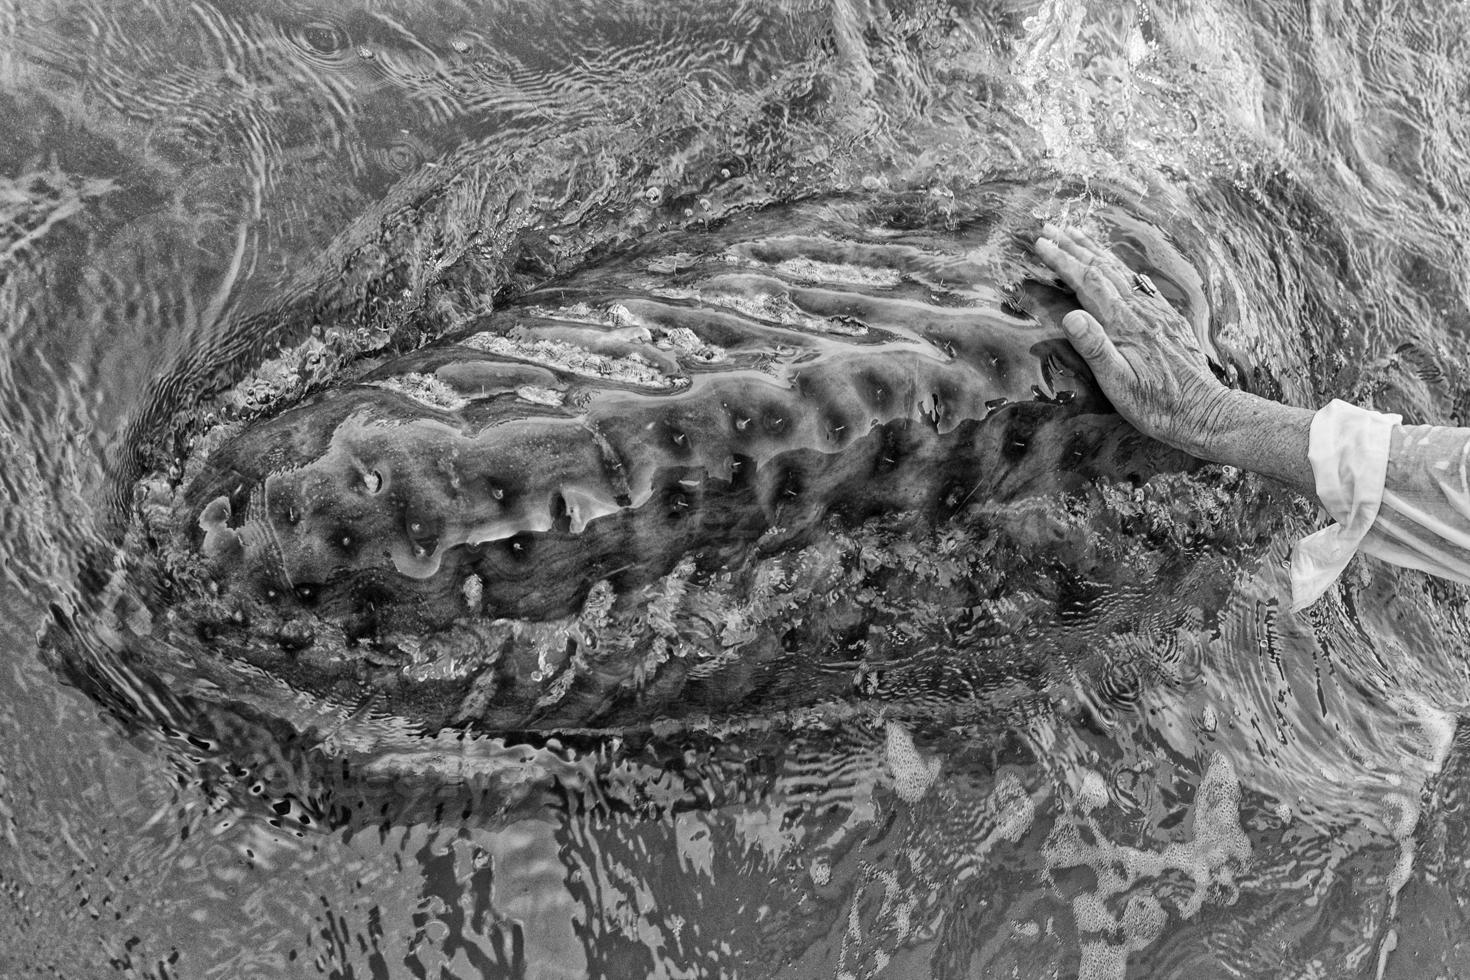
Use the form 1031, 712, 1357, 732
1176, 389, 1317, 496
1031, 224, 1470, 604
1172, 390, 1470, 602
1183, 394, 1470, 522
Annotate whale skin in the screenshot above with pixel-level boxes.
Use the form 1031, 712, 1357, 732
134, 195, 1200, 734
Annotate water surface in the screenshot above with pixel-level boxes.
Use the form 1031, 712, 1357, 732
3, 0, 1470, 977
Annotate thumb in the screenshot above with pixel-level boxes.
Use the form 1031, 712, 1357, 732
1061, 310, 1124, 372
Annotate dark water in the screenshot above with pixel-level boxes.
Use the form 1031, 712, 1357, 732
3, 0, 1470, 977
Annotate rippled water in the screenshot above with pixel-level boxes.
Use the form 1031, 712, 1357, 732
4, 0, 1470, 976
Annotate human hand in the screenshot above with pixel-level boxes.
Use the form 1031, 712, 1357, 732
1035, 223, 1236, 459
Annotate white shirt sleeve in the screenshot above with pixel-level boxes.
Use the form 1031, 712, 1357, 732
1290, 399, 1470, 610
1290, 400, 1400, 611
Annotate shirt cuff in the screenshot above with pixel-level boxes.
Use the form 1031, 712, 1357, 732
1289, 400, 1401, 611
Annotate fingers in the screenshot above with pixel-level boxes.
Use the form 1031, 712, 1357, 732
1035, 235, 1085, 283
1041, 222, 1109, 261
1041, 223, 1134, 294
1038, 234, 1124, 314
1060, 310, 1128, 381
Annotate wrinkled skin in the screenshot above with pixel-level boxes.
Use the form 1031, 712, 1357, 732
1037, 223, 1315, 495
1036, 224, 1232, 459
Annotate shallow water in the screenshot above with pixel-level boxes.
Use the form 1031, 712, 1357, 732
3, 0, 1470, 977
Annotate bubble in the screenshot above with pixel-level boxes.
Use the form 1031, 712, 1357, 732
861, 175, 882, 191
698, 198, 712, 212
644, 186, 664, 205
374, 133, 432, 176
301, 22, 347, 54
450, 38, 470, 53
282, 18, 354, 72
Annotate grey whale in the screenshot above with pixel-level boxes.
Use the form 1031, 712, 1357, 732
102, 189, 1217, 738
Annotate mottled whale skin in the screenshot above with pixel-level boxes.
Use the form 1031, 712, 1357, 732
143, 198, 1200, 734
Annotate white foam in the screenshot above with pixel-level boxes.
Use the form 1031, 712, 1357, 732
884, 721, 940, 804
992, 771, 1036, 842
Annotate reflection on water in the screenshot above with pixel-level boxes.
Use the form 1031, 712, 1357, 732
3, 0, 1470, 977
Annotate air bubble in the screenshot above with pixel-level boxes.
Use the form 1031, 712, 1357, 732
644, 186, 664, 205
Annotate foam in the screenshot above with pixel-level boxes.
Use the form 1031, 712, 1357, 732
991, 771, 1036, 842
1046, 753, 1251, 974
1078, 768, 1109, 812
884, 721, 940, 804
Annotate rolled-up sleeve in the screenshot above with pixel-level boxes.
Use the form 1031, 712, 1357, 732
1291, 400, 1470, 610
